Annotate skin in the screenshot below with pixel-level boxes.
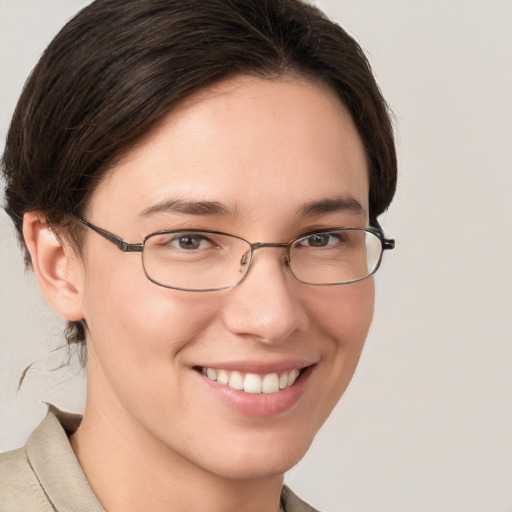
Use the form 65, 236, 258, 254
24, 75, 374, 512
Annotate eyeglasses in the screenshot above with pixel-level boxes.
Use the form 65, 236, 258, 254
74, 216, 395, 292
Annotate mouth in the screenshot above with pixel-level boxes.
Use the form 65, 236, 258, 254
193, 363, 315, 417
196, 366, 303, 394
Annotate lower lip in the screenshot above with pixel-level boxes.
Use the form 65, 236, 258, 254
195, 366, 314, 418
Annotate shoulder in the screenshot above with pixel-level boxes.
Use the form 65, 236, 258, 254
0, 446, 55, 512
0, 407, 103, 512
281, 485, 322, 512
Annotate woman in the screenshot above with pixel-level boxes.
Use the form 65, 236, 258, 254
0, 1, 397, 511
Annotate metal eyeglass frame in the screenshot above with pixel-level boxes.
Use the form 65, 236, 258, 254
73, 215, 395, 291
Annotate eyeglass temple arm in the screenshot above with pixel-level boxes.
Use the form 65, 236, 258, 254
73, 216, 143, 252
372, 220, 395, 251
382, 238, 395, 251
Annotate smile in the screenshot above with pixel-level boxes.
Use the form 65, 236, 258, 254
200, 367, 302, 393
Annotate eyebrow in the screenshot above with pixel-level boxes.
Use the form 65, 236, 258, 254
139, 198, 232, 217
139, 195, 365, 219
298, 196, 366, 217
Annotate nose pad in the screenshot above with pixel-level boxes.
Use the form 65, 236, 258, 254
239, 250, 250, 267
223, 250, 309, 344
240, 244, 290, 270
238, 247, 290, 278
238, 250, 251, 276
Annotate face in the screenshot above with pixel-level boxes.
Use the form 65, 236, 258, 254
76, 75, 373, 480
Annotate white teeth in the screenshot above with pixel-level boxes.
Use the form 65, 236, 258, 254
217, 370, 229, 385
202, 367, 303, 393
244, 373, 262, 393
228, 371, 244, 390
261, 373, 280, 393
279, 372, 288, 389
288, 368, 300, 386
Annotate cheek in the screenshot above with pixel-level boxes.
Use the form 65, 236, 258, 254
311, 278, 375, 347
80, 249, 218, 371
309, 279, 374, 397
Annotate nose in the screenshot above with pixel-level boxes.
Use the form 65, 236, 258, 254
220, 248, 309, 344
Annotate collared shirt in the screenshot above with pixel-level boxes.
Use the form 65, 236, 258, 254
0, 406, 319, 512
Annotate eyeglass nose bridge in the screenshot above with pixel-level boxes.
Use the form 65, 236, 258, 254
251, 241, 290, 250
240, 241, 292, 269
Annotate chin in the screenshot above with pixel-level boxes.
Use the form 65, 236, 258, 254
195, 428, 316, 481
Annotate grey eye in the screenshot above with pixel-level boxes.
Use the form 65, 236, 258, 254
305, 233, 331, 247
168, 234, 212, 250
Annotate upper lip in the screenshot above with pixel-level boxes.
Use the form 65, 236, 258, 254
193, 358, 318, 374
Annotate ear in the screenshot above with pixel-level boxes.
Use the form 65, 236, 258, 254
23, 212, 84, 321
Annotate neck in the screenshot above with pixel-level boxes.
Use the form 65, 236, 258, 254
70, 370, 284, 512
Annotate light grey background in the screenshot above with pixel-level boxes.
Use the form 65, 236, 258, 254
1, 1, 511, 511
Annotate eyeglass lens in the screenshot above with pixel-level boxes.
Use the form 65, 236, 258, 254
141, 229, 383, 291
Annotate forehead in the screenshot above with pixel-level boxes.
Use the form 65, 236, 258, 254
89, 75, 369, 231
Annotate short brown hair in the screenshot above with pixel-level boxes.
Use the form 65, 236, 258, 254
2, 0, 397, 346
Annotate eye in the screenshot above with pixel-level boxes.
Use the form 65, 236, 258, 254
167, 233, 214, 250
298, 232, 342, 248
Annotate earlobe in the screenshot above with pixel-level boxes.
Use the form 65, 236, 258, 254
23, 212, 84, 321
